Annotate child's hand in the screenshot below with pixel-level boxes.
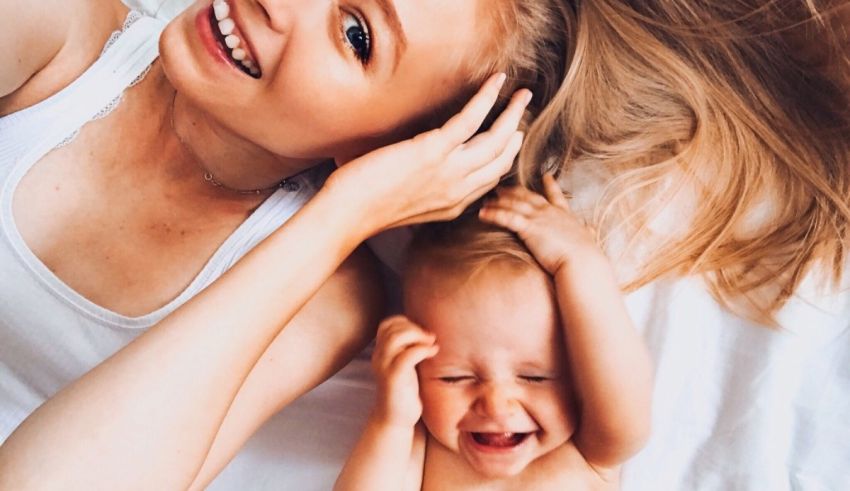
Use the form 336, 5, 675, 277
326, 73, 531, 236
371, 316, 439, 429
479, 174, 604, 275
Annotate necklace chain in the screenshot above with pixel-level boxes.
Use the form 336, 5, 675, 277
169, 93, 298, 195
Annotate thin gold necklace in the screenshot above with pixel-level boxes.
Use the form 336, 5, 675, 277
169, 93, 299, 195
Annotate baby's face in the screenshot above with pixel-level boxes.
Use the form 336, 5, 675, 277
406, 263, 576, 479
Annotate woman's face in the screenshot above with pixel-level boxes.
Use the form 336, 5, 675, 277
160, 0, 489, 161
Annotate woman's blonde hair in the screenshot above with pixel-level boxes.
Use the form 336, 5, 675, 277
479, 0, 850, 324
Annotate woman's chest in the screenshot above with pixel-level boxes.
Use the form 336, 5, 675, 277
9, 134, 248, 317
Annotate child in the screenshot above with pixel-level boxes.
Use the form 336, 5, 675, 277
336, 175, 653, 490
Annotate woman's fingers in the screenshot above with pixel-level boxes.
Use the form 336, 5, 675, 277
388, 133, 523, 228
462, 89, 532, 168
466, 130, 524, 189
440, 73, 507, 148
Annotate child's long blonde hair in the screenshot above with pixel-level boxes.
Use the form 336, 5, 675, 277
480, 0, 850, 324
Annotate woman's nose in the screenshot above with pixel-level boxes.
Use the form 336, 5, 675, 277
254, 0, 325, 35
474, 384, 519, 419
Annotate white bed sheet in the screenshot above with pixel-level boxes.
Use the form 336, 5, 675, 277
119, 3, 850, 488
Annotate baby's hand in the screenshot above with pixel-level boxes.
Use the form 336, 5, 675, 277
371, 316, 439, 429
479, 174, 603, 275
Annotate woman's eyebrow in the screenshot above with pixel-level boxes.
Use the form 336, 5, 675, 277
374, 0, 408, 70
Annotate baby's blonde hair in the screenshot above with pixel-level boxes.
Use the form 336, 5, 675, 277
404, 217, 540, 288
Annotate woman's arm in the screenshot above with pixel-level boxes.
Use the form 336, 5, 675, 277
0, 0, 124, 105
0, 188, 372, 490
479, 175, 653, 471
0, 74, 530, 490
189, 246, 384, 489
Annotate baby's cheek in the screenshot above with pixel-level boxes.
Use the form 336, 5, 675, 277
419, 386, 465, 449
531, 388, 578, 443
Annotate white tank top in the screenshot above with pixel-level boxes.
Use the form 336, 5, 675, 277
0, 11, 320, 442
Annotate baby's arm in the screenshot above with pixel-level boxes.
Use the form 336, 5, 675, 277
335, 316, 437, 491
480, 175, 653, 471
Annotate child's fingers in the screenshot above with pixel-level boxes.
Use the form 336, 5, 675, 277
542, 173, 571, 210
488, 187, 549, 216
389, 344, 440, 378
478, 205, 531, 235
376, 328, 436, 373
494, 186, 550, 209
439, 73, 507, 148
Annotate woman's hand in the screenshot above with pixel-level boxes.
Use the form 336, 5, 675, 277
371, 316, 439, 428
478, 174, 605, 276
327, 73, 531, 236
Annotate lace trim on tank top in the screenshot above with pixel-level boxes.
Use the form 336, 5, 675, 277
56, 10, 154, 149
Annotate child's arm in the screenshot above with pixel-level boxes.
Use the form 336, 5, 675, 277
335, 316, 438, 491
479, 175, 653, 471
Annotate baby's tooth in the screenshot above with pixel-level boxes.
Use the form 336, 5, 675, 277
250, 66, 260, 76
218, 18, 235, 36
213, 1, 230, 21
225, 34, 240, 49
242, 59, 254, 68
231, 48, 246, 61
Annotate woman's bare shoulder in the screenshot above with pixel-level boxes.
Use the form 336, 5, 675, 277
0, 0, 129, 114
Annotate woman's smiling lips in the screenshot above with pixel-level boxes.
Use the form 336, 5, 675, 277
195, 1, 261, 78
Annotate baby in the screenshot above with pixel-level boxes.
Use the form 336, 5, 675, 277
336, 176, 653, 490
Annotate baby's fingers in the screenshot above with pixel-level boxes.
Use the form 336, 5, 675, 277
542, 173, 571, 210
491, 186, 550, 214
389, 344, 440, 379
374, 323, 435, 373
478, 205, 532, 236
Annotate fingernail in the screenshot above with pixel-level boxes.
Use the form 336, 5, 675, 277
495, 73, 507, 89
522, 90, 533, 105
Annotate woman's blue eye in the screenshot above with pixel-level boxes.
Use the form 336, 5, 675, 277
341, 11, 371, 63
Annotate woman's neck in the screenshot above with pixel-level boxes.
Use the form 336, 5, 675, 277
133, 64, 320, 203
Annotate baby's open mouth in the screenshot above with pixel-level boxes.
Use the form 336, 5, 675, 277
210, 0, 261, 78
471, 432, 531, 448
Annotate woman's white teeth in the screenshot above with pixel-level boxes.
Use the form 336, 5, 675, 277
218, 18, 235, 36
212, 1, 259, 76
213, 1, 230, 20
225, 34, 240, 49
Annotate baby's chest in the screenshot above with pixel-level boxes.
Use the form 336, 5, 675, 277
422, 447, 614, 491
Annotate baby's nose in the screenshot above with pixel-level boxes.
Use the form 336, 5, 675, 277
474, 383, 519, 419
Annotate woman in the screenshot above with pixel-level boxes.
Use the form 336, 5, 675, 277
3, 0, 850, 489
0, 0, 567, 488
